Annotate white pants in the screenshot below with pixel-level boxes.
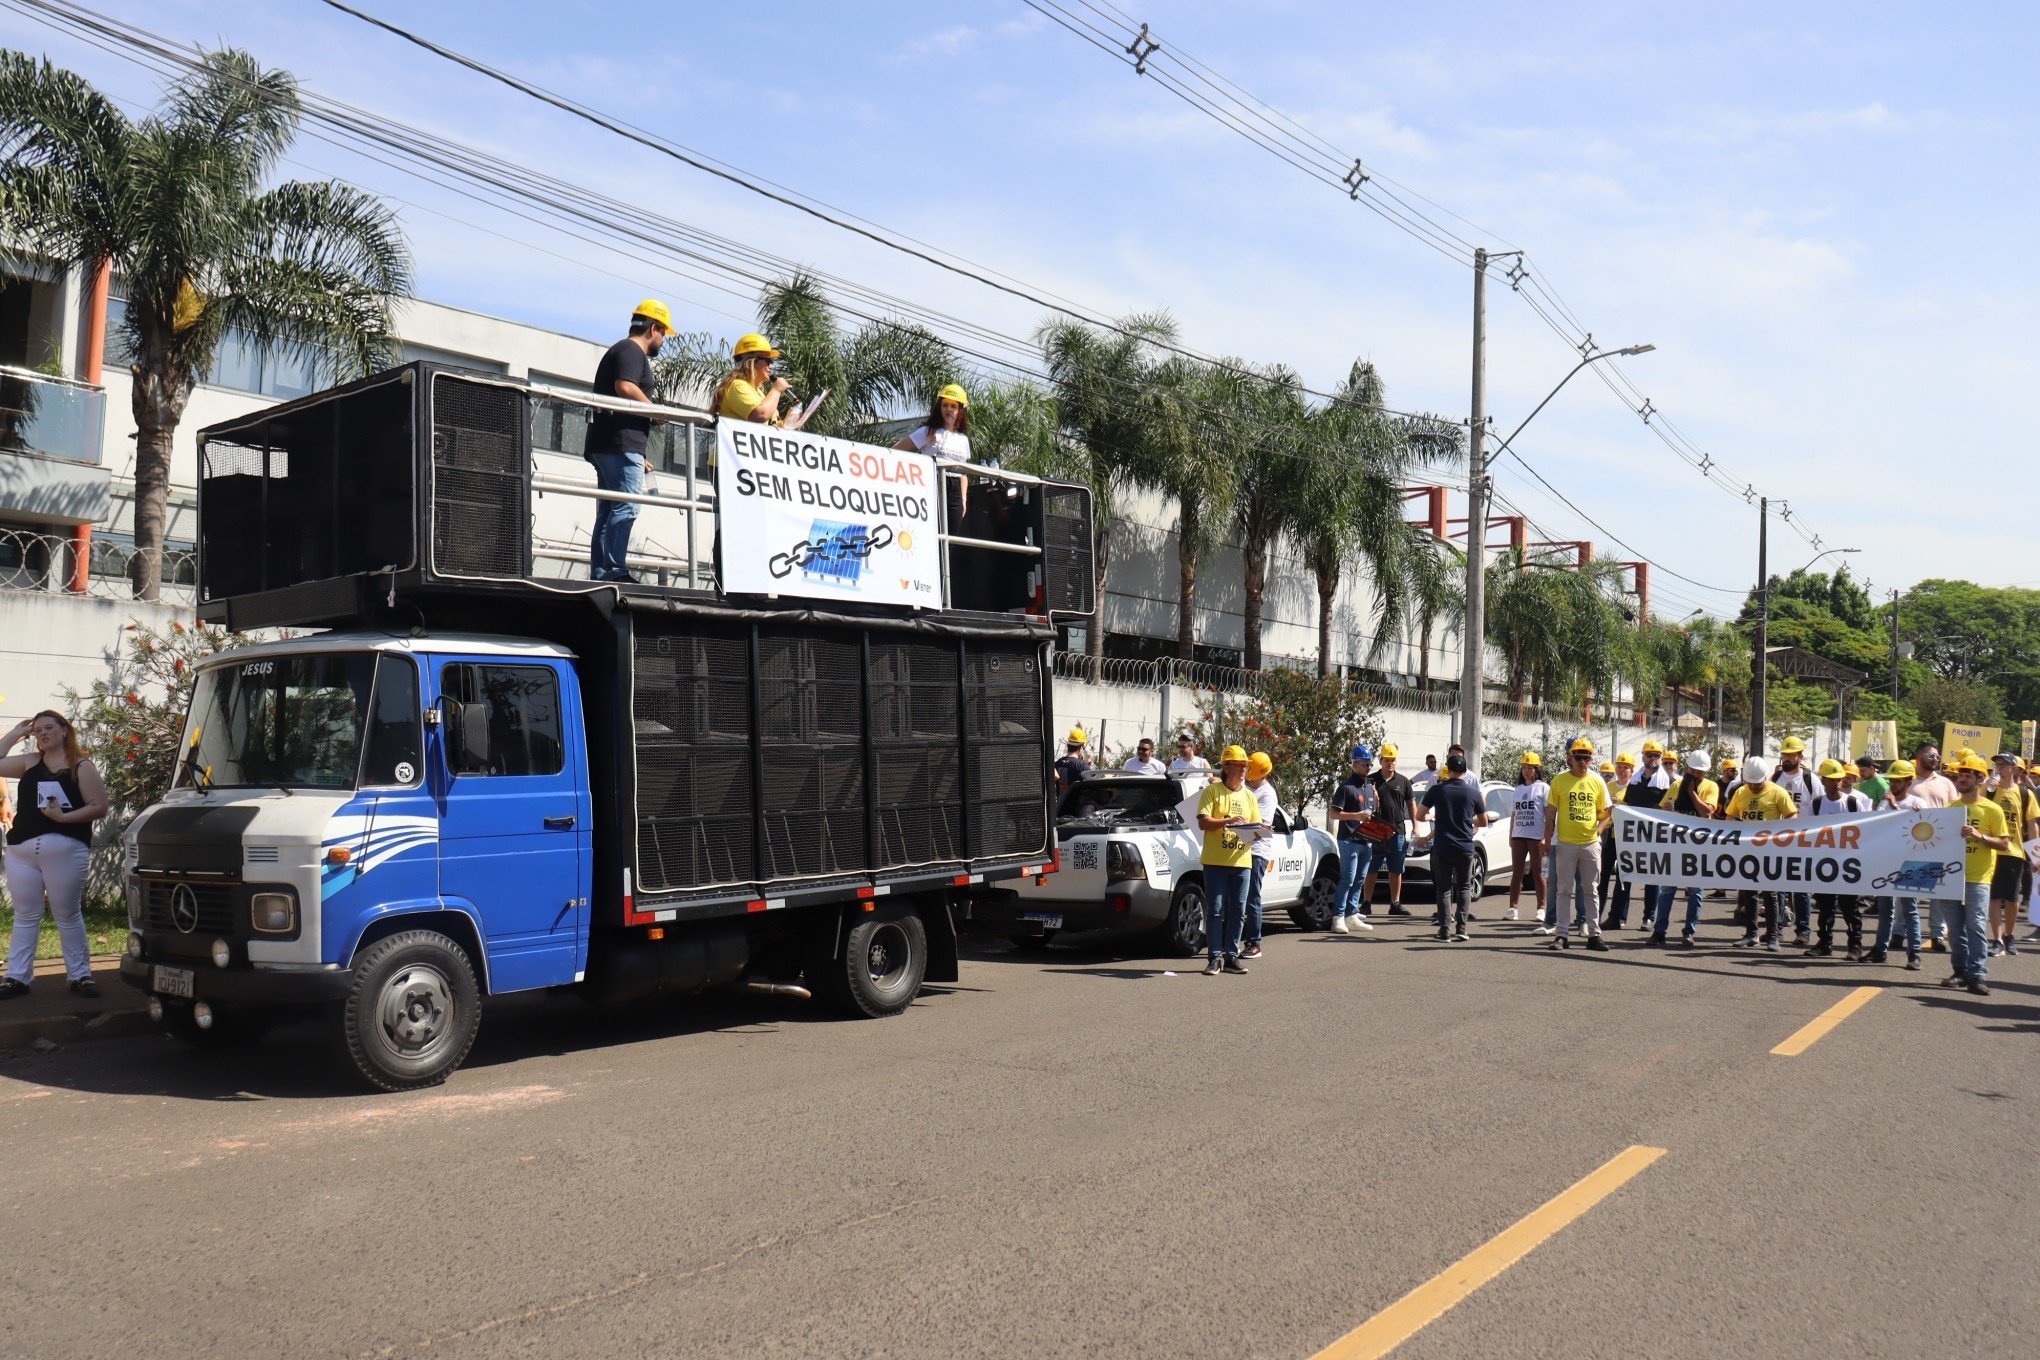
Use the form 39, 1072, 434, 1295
6, 834, 93, 983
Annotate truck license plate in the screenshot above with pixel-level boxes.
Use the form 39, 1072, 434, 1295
1020, 913, 1063, 929
151, 965, 194, 999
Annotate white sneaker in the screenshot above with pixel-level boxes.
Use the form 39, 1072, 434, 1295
1505, 907, 1519, 921
1329, 916, 1351, 935
1349, 915, 1374, 931
1534, 925, 1555, 935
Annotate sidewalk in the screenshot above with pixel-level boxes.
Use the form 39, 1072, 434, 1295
0, 954, 153, 1050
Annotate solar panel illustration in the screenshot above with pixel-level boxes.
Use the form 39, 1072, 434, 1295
802, 519, 870, 587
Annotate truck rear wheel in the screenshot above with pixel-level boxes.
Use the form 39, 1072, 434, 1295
811, 903, 927, 1018
1290, 860, 1340, 931
1158, 881, 1207, 958
334, 930, 482, 1091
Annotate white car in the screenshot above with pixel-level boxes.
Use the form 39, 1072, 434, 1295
1397, 779, 1521, 903
972, 770, 1341, 956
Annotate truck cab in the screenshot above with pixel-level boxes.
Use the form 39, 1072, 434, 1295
121, 633, 592, 1085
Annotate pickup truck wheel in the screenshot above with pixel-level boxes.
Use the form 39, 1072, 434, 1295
1290, 861, 1340, 930
1469, 848, 1489, 898
162, 1004, 274, 1049
812, 903, 927, 1018
1159, 881, 1207, 958
334, 930, 482, 1092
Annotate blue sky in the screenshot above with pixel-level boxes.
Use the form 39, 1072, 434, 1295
7, 0, 2036, 611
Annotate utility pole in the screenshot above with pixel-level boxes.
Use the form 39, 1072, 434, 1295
1889, 588, 1901, 696
1460, 247, 1489, 769
1750, 496, 1768, 755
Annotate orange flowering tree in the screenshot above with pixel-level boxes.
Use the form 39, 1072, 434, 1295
1187, 669, 1385, 818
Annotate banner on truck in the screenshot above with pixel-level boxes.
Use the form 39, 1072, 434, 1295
715, 424, 943, 608
1850, 720, 1899, 761
1612, 804, 1969, 901
1941, 723, 2000, 760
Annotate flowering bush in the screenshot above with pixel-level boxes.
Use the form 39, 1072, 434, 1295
1186, 670, 1386, 816
64, 618, 252, 815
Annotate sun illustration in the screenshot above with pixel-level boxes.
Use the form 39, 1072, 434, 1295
1909, 820, 1944, 849
897, 530, 913, 550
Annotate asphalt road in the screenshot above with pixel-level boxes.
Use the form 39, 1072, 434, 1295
3, 901, 2035, 1360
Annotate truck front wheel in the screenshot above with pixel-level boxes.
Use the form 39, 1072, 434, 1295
334, 930, 482, 1091
810, 903, 927, 1018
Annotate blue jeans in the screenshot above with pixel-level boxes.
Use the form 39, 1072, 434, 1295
1611, 879, 1661, 927
1948, 882, 1991, 981
1872, 896, 1921, 955
1204, 865, 1249, 962
1785, 891, 1811, 936
1245, 859, 1268, 946
1649, 885, 1702, 935
589, 450, 644, 581
1334, 839, 1374, 917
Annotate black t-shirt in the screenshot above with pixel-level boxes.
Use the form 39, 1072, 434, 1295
10, 761, 91, 846
588, 338, 654, 458
1331, 773, 1378, 842
1422, 776, 1483, 855
1370, 771, 1414, 828
1052, 755, 1090, 794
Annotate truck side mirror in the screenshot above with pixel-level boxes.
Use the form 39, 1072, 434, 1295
440, 695, 492, 772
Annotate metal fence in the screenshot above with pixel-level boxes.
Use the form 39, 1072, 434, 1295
0, 525, 197, 605
1049, 647, 1466, 716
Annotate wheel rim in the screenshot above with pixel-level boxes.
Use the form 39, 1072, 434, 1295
1174, 889, 1207, 952
1308, 874, 1336, 927
865, 922, 912, 990
377, 962, 455, 1059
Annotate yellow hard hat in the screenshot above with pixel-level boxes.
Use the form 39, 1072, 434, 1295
1885, 759, 1916, 780
1379, 743, 1399, 759
1951, 751, 1991, 776
1567, 736, 1594, 754
1066, 727, 1087, 745
937, 382, 969, 409
1816, 758, 1848, 779
1664, 753, 1681, 766
1641, 739, 1665, 755
1220, 745, 1249, 765
1616, 752, 1637, 767
1598, 761, 1615, 774
733, 332, 781, 360
1520, 752, 1542, 768
1247, 752, 1273, 780
632, 298, 676, 331
1780, 735, 1806, 754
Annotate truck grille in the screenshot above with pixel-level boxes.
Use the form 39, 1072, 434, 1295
140, 880, 239, 936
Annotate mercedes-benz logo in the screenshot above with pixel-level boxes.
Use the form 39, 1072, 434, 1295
170, 884, 199, 934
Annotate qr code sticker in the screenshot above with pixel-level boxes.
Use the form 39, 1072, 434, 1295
1072, 841, 1101, 872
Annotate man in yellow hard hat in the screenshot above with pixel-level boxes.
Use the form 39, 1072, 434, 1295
587, 299, 677, 582
1196, 745, 1260, 975
1804, 758, 1872, 958
1053, 727, 1091, 796
1362, 742, 1416, 916
1950, 750, 2011, 994
1241, 752, 1279, 959
1541, 735, 1611, 950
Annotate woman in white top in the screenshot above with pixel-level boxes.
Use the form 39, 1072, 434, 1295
1506, 752, 1549, 922
895, 383, 974, 520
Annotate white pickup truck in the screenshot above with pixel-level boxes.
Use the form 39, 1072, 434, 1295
971, 770, 1341, 955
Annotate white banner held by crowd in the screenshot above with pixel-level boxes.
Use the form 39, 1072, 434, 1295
1612, 805, 1970, 901
715, 424, 942, 608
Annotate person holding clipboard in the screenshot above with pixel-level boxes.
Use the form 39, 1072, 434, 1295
1, 709, 108, 999
1196, 745, 1261, 976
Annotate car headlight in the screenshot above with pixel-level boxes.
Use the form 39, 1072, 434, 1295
249, 891, 297, 935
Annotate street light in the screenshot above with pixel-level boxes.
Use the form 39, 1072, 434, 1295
1461, 342, 1655, 765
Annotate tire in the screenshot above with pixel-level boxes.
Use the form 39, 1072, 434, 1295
1159, 881, 1208, 958
1290, 860, 1340, 930
811, 902, 928, 1018
1008, 931, 1058, 952
1469, 848, 1489, 899
162, 1004, 275, 1049
333, 930, 482, 1092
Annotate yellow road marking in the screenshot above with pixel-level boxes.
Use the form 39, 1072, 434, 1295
1770, 985, 1880, 1056
1310, 1145, 1667, 1360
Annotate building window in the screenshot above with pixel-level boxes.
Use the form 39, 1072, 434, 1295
103, 292, 337, 398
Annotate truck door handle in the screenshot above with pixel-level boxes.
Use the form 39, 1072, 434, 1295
544, 815, 577, 830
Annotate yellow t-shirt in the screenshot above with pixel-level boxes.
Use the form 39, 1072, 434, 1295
1547, 771, 1609, 846
1962, 797, 2009, 884
1680, 777, 1720, 815
1725, 782, 1796, 822
1197, 780, 1258, 868
717, 375, 780, 424
1987, 783, 2037, 861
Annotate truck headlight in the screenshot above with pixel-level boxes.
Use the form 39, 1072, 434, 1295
125, 877, 142, 927
250, 891, 297, 935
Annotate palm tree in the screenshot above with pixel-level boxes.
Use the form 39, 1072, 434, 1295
1484, 550, 1638, 709
657, 273, 952, 444
0, 50, 412, 600
1374, 526, 1465, 692
1223, 361, 1310, 672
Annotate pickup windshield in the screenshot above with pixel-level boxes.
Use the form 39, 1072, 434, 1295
1057, 778, 1182, 824
177, 652, 417, 791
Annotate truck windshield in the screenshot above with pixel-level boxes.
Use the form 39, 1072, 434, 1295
178, 652, 410, 791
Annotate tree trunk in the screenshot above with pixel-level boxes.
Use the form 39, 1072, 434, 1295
1419, 616, 1434, 690
129, 364, 190, 604
1313, 562, 1338, 679
1175, 502, 1199, 664
1242, 530, 1267, 673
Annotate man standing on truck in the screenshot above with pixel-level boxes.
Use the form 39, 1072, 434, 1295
1053, 728, 1091, 795
1197, 745, 1258, 976
587, 299, 674, 583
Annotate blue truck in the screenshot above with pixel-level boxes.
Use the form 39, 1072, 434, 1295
118, 362, 1092, 1088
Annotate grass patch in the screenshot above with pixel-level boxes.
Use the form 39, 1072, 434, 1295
0, 901, 130, 961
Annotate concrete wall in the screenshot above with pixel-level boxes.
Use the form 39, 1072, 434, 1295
0, 590, 193, 732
